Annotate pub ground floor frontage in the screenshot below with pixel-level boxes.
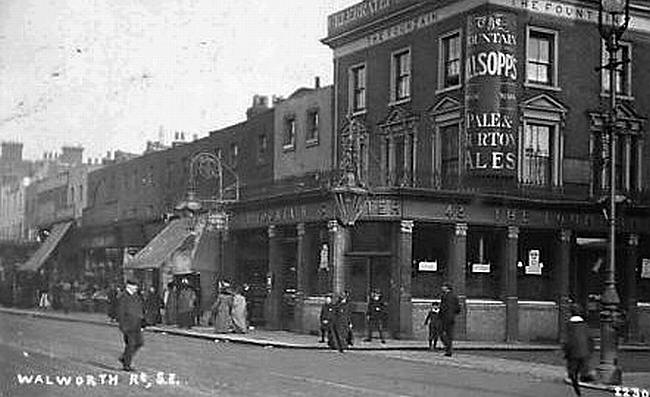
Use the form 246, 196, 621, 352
227, 190, 650, 343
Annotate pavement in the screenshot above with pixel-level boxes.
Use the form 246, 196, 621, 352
2, 305, 649, 393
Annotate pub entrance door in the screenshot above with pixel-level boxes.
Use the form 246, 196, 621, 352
573, 238, 608, 332
346, 252, 391, 336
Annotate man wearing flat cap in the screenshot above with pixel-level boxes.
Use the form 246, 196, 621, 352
117, 279, 145, 371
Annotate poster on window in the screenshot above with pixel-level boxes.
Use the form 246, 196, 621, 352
641, 258, 650, 279
418, 261, 437, 272
472, 263, 491, 273
525, 249, 543, 275
464, 12, 519, 177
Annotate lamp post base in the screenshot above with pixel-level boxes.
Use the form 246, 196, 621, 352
597, 361, 622, 385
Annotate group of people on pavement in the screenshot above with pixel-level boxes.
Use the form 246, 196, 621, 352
319, 282, 461, 355
210, 281, 248, 334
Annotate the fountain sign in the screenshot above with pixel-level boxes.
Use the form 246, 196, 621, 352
465, 12, 519, 176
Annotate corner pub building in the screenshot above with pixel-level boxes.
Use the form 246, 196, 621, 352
295, 0, 650, 343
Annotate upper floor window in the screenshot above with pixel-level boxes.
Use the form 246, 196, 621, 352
349, 64, 366, 113
526, 28, 557, 87
230, 143, 239, 165
439, 31, 461, 89
391, 48, 411, 102
522, 124, 552, 185
307, 110, 319, 144
283, 117, 296, 150
602, 42, 632, 97
258, 134, 268, 162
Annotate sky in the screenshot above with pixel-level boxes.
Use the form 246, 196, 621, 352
0, 0, 357, 161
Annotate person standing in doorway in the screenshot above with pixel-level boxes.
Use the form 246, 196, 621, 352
117, 279, 145, 371
439, 282, 460, 357
364, 290, 386, 343
177, 278, 196, 329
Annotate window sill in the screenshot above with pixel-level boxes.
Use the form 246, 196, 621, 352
282, 145, 295, 152
524, 83, 562, 92
350, 109, 367, 117
389, 97, 411, 107
599, 92, 634, 101
305, 139, 320, 148
435, 85, 461, 95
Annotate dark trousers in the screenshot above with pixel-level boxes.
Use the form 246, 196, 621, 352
121, 330, 144, 367
567, 357, 588, 396
441, 322, 455, 354
328, 326, 345, 352
428, 326, 440, 348
365, 318, 385, 341
319, 324, 328, 342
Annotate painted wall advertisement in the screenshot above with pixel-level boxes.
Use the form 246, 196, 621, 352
465, 12, 519, 176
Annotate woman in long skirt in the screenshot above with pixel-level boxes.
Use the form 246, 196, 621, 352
231, 287, 248, 333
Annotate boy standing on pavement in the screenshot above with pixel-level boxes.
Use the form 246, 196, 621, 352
364, 289, 386, 343
424, 301, 442, 350
319, 295, 334, 343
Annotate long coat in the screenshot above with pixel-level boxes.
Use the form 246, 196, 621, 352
117, 292, 145, 333
144, 292, 163, 325
564, 316, 593, 360
231, 293, 247, 333
211, 293, 234, 333
440, 291, 460, 325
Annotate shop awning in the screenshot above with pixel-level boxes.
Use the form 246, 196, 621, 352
125, 218, 193, 270
18, 221, 73, 272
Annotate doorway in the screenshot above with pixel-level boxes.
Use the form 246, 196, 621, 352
574, 239, 607, 330
346, 253, 392, 334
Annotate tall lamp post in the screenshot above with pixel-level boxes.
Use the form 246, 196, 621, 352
176, 152, 239, 280
596, 0, 630, 385
331, 116, 369, 295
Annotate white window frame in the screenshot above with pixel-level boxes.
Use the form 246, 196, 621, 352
601, 41, 633, 99
519, 117, 563, 187
389, 47, 411, 105
348, 62, 367, 115
283, 116, 296, 151
437, 29, 462, 93
525, 26, 560, 91
306, 109, 320, 146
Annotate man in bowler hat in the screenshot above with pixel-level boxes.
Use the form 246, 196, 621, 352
439, 282, 460, 357
117, 279, 145, 371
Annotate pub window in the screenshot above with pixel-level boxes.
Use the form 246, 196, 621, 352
522, 123, 552, 186
601, 41, 632, 97
439, 31, 461, 89
439, 123, 460, 188
466, 228, 499, 299
596, 133, 643, 192
526, 27, 557, 87
306, 110, 319, 144
283, 116, 296, 150
349, 63, 366, 113
391, 48, 411, 102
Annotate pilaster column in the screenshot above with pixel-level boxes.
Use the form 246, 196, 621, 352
555, 229, 572, 343
448, 223, 467, 340
502, 226, 519, 342
625, 234, 639, 342
221, 228, 236, 282
396, 220, 414, 339
294, 223, 306, 332
265, 225, 283, 330
329, 220, 350, 296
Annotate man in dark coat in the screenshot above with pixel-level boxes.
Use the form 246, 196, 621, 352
318, 295, 334, 343
439, 282, 460, 357
117, 279, 145, 371
563, 304, 594, 396
330, 294, 351, 352
364, 289, 387, 343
